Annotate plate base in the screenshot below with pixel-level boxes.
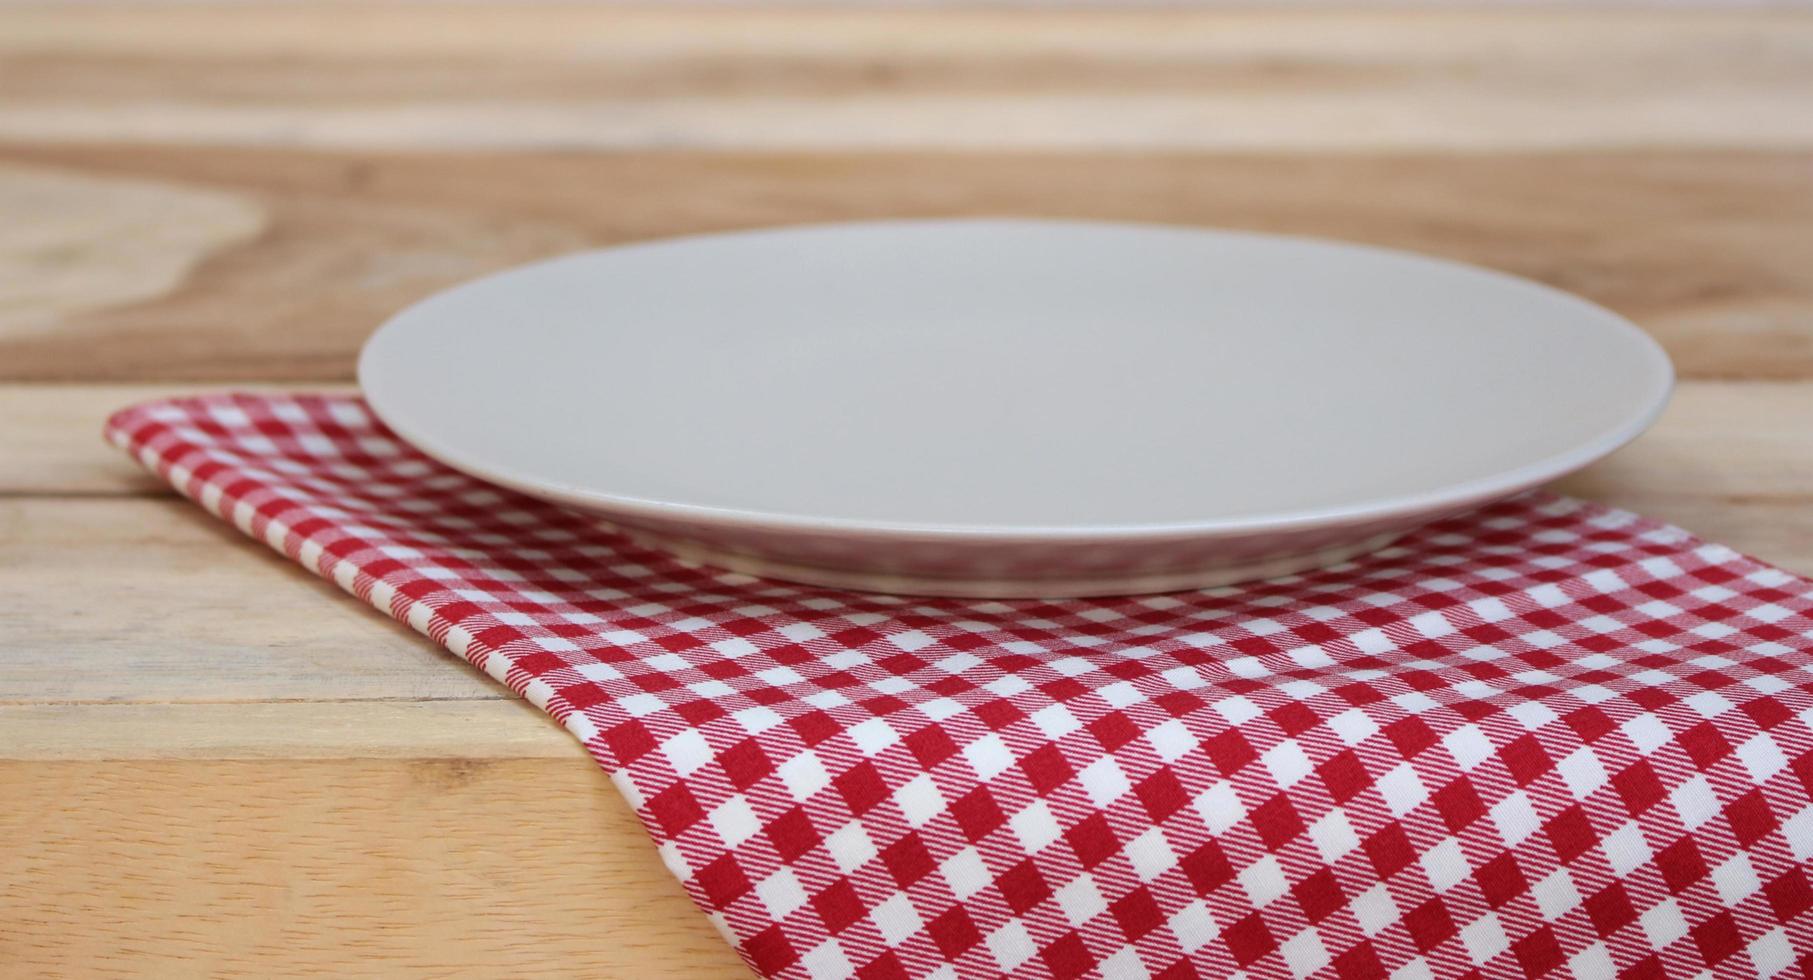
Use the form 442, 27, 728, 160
619, 527, 1409, 599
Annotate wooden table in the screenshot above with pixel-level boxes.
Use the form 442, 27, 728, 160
2, 5, 1810, 975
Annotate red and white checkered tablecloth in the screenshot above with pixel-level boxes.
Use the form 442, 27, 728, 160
108, 394, 1813, 980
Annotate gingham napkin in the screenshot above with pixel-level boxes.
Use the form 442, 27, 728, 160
108, 394, 1813, 980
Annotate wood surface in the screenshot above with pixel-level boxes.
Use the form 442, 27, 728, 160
1, 4, 1810, 977
4, 8, 1812, 153
3, 149, 1812, 382
0, 760, 744, 977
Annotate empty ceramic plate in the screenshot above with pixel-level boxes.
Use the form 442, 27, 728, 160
358, 219, 1672, 597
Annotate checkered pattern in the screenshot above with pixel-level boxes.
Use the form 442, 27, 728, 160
108, 393, 1813, 980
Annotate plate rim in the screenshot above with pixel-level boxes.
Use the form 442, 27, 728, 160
359, 217, 1675, 543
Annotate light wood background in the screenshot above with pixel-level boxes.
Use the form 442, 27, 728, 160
2, 4, 1812, 976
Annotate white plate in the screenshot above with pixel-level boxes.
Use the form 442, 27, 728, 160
359, 219, 1672, 597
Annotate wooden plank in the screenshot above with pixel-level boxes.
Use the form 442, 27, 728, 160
0, 149, 1810, 382
0, 383, 165, 495
0, 758, 750, 978
2, 8, 1810, 151
1547, 386, 1813, 555
0, 701, 579, 761
1552, 382, 1813, 505
0, 496, 506, 704
0, 383, 354, 496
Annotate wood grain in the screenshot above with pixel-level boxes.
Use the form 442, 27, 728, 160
0, 147, 1810, 382
1550, 382, 1813, 506
0, 163, 263, 334
3, 8, 1810, 151
0, 383, 354, 496
0, 758, 750, 978
0, 701, 573, 760
2, 6, 1811, 382
0, 495, 504, 704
